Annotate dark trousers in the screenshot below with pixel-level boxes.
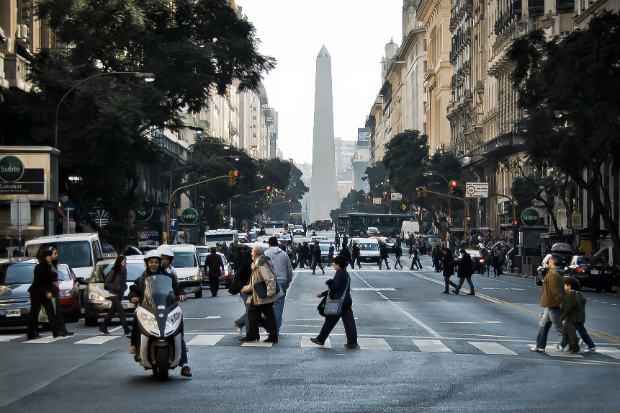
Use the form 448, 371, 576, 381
351, 256, 361, 269
247, 303, 277, 340
561, 321, 595, 350
379, 257, 390, 270
444, 275, 459, 292
102, 295, 128, 332
456, 275, 475, 294
209, 274, 220, 296
394, 256, 403, 269
317, 305, 357, 345
561, 321, 579, 352
297, 255, 305, 268
312, 258, 325, 274
410, 256, 421, 270
28, 295, 61, 337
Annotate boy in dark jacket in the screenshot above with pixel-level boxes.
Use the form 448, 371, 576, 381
560, 277, 583, 353
560, 277, 596, 352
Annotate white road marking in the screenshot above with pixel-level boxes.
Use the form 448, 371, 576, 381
352, 271, 441, 338
108, 326, 122, 333
300, 336, 332, 348
358, 337, 391, 351
439, 321, 502, 324
0, 335, 23, 342
597, 348, 620, 359
74, 335, 121, 345
413, 339, 453, 353
184, 316, 222, 320
469, 341, 518, 355
188, 334, 225, 346
352, 287, 396, 292
240, 341, 272, 348
26, 335, 70, 344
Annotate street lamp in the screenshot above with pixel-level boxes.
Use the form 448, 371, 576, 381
54, 71, 156, 148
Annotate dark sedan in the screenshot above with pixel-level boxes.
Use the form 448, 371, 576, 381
564, 255, 616, 293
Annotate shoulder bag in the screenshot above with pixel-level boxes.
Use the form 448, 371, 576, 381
323, 274, 350, 317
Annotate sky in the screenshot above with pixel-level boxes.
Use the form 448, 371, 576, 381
240, 0, 403, 165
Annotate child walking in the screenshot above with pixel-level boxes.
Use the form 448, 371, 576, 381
560, 277, 596, 353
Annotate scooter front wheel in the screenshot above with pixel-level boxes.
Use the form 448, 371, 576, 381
154, 347, 170, 381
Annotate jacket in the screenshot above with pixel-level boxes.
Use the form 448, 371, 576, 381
205, 253, 224, 277
539, 268, 563, 308
457, 253, 473, 278
29, 263, 57, 298
320, 268, 352, 308
379, 244, 389, 258
561, 290, 585, 324
351, 245, 360, 258
265, 246, 294, 292
241, 256, 283, 305
104, 267, 127, 295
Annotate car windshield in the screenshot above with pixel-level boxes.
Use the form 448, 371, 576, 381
358, 243, 379, 251
195, 247, 209, 256
1, 264, 35, 284
26, 241, 93, 269
174, 252, 196, 268
206, 235, 234, 242
95, 261, 144, 282
319, 244, 331, 252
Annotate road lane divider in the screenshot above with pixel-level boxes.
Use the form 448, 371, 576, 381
469, 341, 518, 356
74, 336, 121, 345
413, 339, 453, 353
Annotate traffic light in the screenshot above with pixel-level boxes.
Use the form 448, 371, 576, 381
228, 169, 240, 186
416, 186, 427, 199
265, 186, 272, 193
449, 180, 458, 193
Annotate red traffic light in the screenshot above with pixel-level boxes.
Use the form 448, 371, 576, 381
265, 186, 272, 193
449, 180, 458, 189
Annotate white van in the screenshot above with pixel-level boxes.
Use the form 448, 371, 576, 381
400, 220, 420, 239
25, 233, 104, 279
159, 244, 203, 298
204, 229, 238, 248
351, 238, 381, 263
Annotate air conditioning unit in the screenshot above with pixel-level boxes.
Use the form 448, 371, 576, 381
16, 24, 28, 41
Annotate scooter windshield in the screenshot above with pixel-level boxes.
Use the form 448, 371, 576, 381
142, 274, 176, 312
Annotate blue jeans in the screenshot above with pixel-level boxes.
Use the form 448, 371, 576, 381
536, 307, 562, 349
273, 293, 286, 333
236, 293, 249, 328
561, 322, 595, 349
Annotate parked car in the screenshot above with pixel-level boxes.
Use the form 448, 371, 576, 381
0, 259, 80, 328
158, 245, 202, 298
101, 243, 118, 259
25, 233, 105, 279
367, 227, 380, 237
351, 238, 381, 263
80, 255, 145, 326
198, 251, 233, 288
536, 253, 572, 286
564, 255, 616, 293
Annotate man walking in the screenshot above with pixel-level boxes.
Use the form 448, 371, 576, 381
265, 237, 294, 334
204, 247, 224, 297
410, 245, 421, 270
351, 242, 361, 269
394, 242, 403, 270
531, 256, 564, 353
311, 241, 325, 275
442, 248, 459, 294
378, 242, 390, 270
454, 248, 475, 295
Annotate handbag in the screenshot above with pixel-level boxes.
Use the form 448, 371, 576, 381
254, 280, 280, 299
323, 274, 350, 317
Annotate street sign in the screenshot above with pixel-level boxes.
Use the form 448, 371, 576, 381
521, 207, 541, 226
10, 197, 31, 226
372, 197, 382, 205
390, 192, 403, 201
465, 182, 489, 198
180, 208, 199, 225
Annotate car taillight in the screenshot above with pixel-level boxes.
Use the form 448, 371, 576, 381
576, 267, 585, 273
479, 259, 485, 264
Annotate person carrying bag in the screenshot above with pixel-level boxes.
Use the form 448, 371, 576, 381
312, 255, 359, 349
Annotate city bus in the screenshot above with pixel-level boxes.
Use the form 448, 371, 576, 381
337, 212, 417, 237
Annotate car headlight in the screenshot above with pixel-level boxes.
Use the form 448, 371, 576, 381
136, 307, 160, 337
164, 306, 183, 337
192, 272, 201, 281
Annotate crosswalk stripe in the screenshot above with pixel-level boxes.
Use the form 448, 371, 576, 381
413, 339, 453, 353
300, 336, 332, 349
188, 334, 225, 346
596, 348, 620, 359
358, 337, 391, 351
25, 335, 70, 344
74, 335, 121, 345
469, 341, 517, 355
0, 335, 23, 342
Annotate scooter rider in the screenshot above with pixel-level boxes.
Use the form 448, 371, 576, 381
130, 250, 192, 378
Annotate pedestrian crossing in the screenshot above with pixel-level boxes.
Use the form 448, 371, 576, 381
2, 333, 619, 362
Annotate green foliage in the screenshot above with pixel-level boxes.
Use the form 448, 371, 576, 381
383, 130, 429, 199
508, 12, 620, 249
364, 162, 388, 197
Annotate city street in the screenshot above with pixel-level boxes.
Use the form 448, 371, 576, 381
1, 256, 619, 413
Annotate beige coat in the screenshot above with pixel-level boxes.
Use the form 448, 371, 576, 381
241, 256, 283, 305
539, 268, 563, 308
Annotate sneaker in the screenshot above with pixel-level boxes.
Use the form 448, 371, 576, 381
555, 344, 564, 352
263, 336, 278, 344
239, 336, 259, 343
529, 345, 545, 353
180, 365, 193, 378
345, 343, 360, 350
453, 289, 460, 295
310, 337, 325, 346
99, 326, 110, 335
584, 347, 596, 353
442, 290, 449, 294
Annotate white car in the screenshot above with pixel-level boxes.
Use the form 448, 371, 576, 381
351, 238, 381, 262
159, 245, 203, 298
198, 252, 232, 288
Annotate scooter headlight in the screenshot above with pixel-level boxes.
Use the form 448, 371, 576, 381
165, 306, 183, 337
136, 307, 160, 337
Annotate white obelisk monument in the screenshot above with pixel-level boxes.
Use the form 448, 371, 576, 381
309, 46, 338, 223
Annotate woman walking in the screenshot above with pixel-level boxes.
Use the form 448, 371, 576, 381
27, 247, 73, 339
311, 255, 359, 349
240, 245, 281, 344
100, 255, 130, 335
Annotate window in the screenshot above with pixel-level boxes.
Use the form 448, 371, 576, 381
174, 252, 197, 268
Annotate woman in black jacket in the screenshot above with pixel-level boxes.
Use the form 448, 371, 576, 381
311, 255, 358, 349
100, 255, 130, 335
27, 247, 72, 339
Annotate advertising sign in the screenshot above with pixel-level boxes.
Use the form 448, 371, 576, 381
521, 207, 541, 226
372, 197, 383, 205
465, 182, 489, 198
390, 192, 403, 201
180, 208, 199, 225
0, 155, 45, 195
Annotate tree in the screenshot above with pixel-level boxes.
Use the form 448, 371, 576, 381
364, 162, 388, 197
508, 12, 620, 256
383, 130, 429, 201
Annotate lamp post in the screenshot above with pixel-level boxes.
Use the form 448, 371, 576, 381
54, 71, 155, 148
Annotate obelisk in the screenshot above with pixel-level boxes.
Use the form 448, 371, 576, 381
310, 46, 338, 223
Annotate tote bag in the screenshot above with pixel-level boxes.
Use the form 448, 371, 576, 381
323, 274, 350, 317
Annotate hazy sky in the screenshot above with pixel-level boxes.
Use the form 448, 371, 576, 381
240, 0, 403, 165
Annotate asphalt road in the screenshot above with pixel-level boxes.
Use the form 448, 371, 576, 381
1, 255, 619, 413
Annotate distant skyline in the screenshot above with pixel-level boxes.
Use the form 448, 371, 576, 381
240, 0, 403, 164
